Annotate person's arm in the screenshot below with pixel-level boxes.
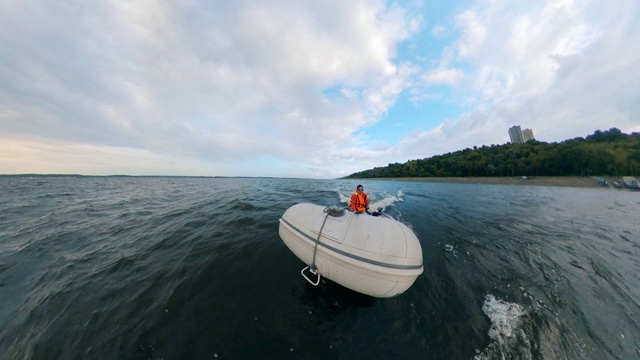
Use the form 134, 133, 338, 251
349, 194, 356, 212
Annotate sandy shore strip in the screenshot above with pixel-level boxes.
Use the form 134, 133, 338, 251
364, 176, 630, 188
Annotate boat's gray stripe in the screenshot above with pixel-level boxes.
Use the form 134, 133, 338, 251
280, 218, 423, 270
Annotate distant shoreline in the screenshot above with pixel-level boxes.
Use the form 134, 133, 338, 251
361, 176, 633, 188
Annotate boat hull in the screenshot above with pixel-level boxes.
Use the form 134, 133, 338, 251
279, 203, 423, 298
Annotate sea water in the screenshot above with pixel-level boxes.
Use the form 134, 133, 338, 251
0, 176, 638, 359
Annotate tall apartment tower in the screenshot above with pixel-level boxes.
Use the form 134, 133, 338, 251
508, 125, 524, 144
522, 128, 535, 142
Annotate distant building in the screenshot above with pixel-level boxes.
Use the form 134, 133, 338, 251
508, 125, 524, 144
522, 128, 535, 142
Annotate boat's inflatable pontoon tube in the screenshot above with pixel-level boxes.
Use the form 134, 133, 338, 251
279, 203, 423, 298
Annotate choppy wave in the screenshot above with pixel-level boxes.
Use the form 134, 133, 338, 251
1, 177, 638, 359
475, 294, 531, 360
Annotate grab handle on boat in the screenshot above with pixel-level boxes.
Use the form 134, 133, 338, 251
301, 266, 321, 286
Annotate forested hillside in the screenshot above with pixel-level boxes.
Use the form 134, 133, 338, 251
344, 128, 640, 178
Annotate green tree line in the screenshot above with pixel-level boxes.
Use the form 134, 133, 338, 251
344, 128, 640, 178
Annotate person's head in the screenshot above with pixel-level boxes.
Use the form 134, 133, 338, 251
356, 185, 364, 192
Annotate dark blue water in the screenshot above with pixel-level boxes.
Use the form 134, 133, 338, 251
0, 176, 638, 359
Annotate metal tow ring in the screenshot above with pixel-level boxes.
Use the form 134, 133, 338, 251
301, 266, 321, 286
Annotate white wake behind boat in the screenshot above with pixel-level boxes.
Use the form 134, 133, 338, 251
278, 203, 423, 298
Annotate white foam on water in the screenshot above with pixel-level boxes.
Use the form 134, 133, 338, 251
475, 294, 532, 360
338, 191, 351, 204
371, 190, 404, 210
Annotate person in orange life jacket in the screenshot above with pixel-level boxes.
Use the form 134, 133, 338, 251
349, 185, 369, 213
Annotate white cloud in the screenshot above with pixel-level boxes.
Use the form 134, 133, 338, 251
0, 0, 418, 177
431, 24, 445, 37
0, 136, 205, 176
336, 0, 640, 173
455, 9, 488, 60
1, 0, 638, 178
422, 67, 464, 85
409, 1, 636, 150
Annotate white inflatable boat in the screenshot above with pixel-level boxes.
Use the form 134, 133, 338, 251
278, 203, 423, 298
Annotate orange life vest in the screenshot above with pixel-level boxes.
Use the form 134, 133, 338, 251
352, 191, 367, 212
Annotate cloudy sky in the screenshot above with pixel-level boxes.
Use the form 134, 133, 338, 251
1, 0, 639, 178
